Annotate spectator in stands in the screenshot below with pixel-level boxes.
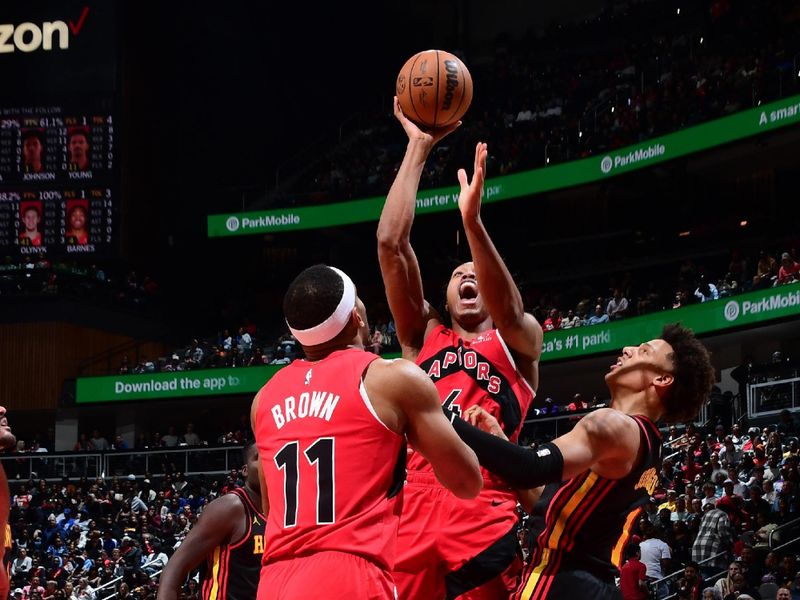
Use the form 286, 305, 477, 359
11, 549, 32, 579
89, 431, 109, 452
753, 251, 778, 290
560, 309, 580, 329
248, 347, 267, 366
543, 308, 561, 331
619, 543, 649, 600
694, 277, 720, 303
640, 524, 671, 595
586, 304, 610, 325
370, 328, 383, 355
118, 356, 131, 375
693, 503, 733, 580
777, 253, 800, 286
269, 349, 290, 365
606, 288, 629, 319
718, 273, 739, 298
161, 428, 179, 448
236, 327, 252, 361
675, 561, 704, 600
182, 424, 200, 446
714, 562, 741, 598
777, 410, 797, 437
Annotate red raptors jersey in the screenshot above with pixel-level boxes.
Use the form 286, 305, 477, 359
254, 348, 405, 571
409, 325, 535, 480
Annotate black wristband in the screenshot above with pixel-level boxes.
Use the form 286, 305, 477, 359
445, 410, 564, 489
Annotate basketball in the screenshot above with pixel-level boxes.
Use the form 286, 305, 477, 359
395, 50, 473, 129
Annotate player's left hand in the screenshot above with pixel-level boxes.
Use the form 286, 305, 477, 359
457, 142, 488, 224
464, 405, 507, 440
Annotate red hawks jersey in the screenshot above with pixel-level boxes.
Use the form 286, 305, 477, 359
408, 325, 536, 478
253, 348, 406, 571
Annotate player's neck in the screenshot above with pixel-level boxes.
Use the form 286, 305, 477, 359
302, 341, 363, 362
451, 318, 493, 340
610, 388, 662, 422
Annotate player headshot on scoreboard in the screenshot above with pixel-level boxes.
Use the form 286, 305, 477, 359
19, 201, 43, 247
21, 129, 45, 173
67, 127, 91, 171
65, 200, 89, 245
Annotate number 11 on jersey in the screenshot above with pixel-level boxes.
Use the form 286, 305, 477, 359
274, 437, 335, 528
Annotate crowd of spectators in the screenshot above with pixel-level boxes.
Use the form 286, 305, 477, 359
6, 463, 248, 600
532, 244, 800, 333
114, 316, 401, 376
270, 0, 800, 207
10, 411, 800, 600
608, 414, 800, 599
0, 252, 159, 310
97, 241, 800, 380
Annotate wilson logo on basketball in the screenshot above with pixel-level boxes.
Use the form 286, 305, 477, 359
412, 76, 434, 87
441, 60, 460, 110
396, 74, 406, 94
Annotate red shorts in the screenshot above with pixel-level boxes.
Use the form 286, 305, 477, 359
258, 551, 396, 600
393, 471, 522, 600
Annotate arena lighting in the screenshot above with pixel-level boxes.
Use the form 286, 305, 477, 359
679, 230, 691, 237
700, 37, 704, 44
578, 131, 582, 138
677, 7, 681, 14
611, 106, 615, 113
546, 157, 550, 164
740, 220, 748, 227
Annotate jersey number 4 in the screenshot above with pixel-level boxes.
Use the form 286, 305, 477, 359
443, 389, 462, 418
274, 437, 335, 528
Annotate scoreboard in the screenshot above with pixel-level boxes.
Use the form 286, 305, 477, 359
0, 104, 116, 256
0, 1, 119, 258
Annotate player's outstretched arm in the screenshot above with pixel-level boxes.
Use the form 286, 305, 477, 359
377, 97, 459, 356
450, 407, 641, 488
156, 494, 245, 600
367, 358, 482, 498
457, 142, 542, 387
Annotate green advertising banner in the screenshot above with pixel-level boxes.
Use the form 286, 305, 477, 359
541, 283, 800, 361
209, 94, 800, 237
76, 365, 283, 404
76, 284, 800, 404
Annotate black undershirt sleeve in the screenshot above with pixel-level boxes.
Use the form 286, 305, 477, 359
444, 409, 565, 489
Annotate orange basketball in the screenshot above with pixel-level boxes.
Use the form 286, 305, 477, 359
395, 49, 473, 129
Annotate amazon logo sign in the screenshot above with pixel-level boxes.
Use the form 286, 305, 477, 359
0, 6, 89, 54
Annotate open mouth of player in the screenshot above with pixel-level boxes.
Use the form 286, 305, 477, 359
459, 281, 478, 305
610, 356, 624, 370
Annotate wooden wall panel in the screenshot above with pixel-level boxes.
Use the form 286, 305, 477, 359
0, 323, 165, 411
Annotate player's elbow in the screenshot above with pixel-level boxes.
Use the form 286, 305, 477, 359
376, 230, 404, 256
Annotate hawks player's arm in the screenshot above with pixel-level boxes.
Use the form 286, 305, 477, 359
462, 406, 542, 512
456, 142, 543, 390
456, 407, 642, 488
365, 358, 482, 499
250, 394, 269, 517
156, 493, 248, 600
377, 98, 459, 359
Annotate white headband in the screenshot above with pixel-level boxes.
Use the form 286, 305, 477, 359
288, 267, 357, 346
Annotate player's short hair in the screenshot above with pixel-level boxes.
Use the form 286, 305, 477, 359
22, 205, 41, 217
660, 323, 715, 423
283, 265, 346, 331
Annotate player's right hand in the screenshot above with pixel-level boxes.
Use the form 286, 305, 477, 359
464, 406, 507, 440
393, 96, 460, 148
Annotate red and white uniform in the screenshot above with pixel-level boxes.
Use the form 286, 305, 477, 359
254, 348, 405, 599
395, 325, 536, 600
